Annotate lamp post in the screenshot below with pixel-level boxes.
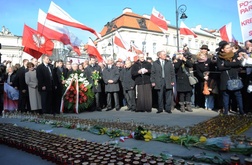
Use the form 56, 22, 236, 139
175, 0, 188, 52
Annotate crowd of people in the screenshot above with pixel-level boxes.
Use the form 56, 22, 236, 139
0, 39, 252, 115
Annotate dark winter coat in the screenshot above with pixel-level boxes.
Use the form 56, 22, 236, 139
174, 59, 193, 92
36, 63, 54, 91
120, 67, 135, 91
217, 56, 242, 91
131, 60, 152, 85
84, 64, 102, 92
150, 59, 175, 89
102, 65, 120, 92
14, 66, 28, 91
195, 58, 215, 82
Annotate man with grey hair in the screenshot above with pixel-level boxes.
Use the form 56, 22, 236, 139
151, 50, 175, 113
102, 57, 120, 111
131, 54, 152, 112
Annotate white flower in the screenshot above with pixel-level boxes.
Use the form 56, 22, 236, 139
84, 80, 89, 86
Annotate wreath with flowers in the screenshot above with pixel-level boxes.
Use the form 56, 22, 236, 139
61, 71, 94, 113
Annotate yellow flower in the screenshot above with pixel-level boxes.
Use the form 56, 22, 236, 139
170, 135, 179, 141
199, 136, 207, 142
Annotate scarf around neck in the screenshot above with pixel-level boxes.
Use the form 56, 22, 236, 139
219, 51, 234, 61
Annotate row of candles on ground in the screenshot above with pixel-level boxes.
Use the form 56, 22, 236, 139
0, 123, 196, 165
1, 123, 252, 164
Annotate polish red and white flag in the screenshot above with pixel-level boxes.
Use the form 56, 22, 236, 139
38, 9, 82, 55
180, 22, 197, 38
37, 9, 71, 45
86, 38, 103, 62
130, 42, 143, 55
113, 31, 130, 50
150, 7, 168, 32
22, 24, 54, 56
47, 1, 101, 39
219, 22, 232, 42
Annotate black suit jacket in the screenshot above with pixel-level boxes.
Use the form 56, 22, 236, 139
36, 63, 54, 91
84, 64, 102, 92
15, 66, 28, 91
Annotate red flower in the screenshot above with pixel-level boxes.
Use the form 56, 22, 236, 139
80, 84, 84, 88
83, 87, 88, 92
83, 95, 87, 102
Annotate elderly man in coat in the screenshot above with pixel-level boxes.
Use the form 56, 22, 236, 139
151, 50, 175, 114
102, 58, 120, 111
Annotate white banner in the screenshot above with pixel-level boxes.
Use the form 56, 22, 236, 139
237, 0, 252, 42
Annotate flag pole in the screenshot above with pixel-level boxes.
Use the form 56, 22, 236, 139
89, 37, 95, 44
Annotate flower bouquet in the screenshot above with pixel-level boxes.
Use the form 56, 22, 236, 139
89, 125, 108, 135
91, 70, 101, 88
134, 126, 153, 142
61, 72, 94, 113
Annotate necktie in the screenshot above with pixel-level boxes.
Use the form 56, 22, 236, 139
161, 60, 165, 78
47, 65, 53, 79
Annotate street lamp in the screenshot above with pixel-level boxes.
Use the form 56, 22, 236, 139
175, 0, 188, 52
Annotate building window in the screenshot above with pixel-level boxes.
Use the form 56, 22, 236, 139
195, 40, 198, 49
173, 36, 177, 47
142, 41, 146, 54
165, 35, 169, 45
137, 18, 147, 29
180, 38, 184, 48
188, 39, 192, 48
130, 40, 135, 51
153, 42, 157, 54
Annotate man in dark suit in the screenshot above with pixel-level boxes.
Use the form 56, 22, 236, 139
102, 58, 120, 111
120, 60, 136, 111
53, 60, 68, 114
36, 55, 55, 114
151, 50, 175, 114
84, 57, 102, 111
14, 59, 30, 112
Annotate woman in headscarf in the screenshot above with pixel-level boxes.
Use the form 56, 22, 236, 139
216, 41, 244, 115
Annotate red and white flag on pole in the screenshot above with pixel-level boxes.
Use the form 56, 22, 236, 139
150, 7, 168, 32
38, 9, 82, 55
22, 24, 54, 56
180, 22, 197, 38
38, 9, 71, 45
130, 42, 143, 54
86, 38, 103, 62
113, 31, 130, 50
219, 22, 232, 42
47, 1, 101, 39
